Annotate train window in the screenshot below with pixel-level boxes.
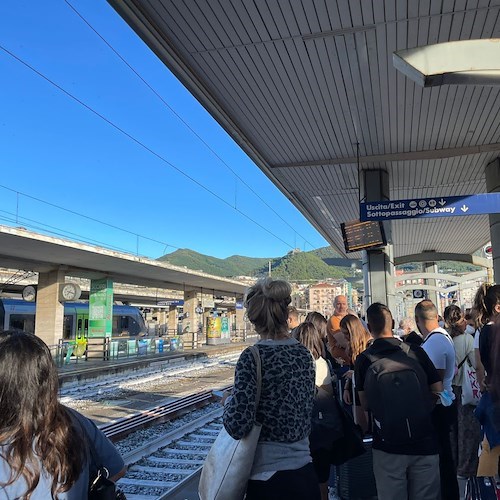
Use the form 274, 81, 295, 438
0, 302, 4, 331
9, 314, 35, 334
77, 318, 83, 336
127, 317, 142, 336
63, 315, 74, 340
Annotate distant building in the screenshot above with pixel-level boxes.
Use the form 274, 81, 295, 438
307, 281, 348, 318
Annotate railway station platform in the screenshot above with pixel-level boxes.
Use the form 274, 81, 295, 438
57, 341, 251, 387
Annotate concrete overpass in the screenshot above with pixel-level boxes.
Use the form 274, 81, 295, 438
0, 225, 247, 345
108, 0, 500, 311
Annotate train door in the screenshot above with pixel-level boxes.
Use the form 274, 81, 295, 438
76, 313, 89, 339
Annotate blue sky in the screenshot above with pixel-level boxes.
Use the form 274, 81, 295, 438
0, 1, 328, 259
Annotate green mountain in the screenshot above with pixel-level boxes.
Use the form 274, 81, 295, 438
158, 246, 350, 280
157, 248, 271, 277
257, 250, 351, 281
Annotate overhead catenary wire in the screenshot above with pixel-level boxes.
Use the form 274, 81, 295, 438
0, 185, 181, 253
64, 0, 317, 251
0, 44, 295, 250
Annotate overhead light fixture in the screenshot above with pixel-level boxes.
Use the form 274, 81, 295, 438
393, 39, 500, 87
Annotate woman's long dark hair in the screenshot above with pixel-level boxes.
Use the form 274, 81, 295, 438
473, 283, 500, 326
304, 311, 327, 340
295, 322, 324, 360
0, 331, 86, 498
443, 304, 465, 338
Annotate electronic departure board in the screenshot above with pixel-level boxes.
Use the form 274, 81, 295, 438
340, 220, 387, 253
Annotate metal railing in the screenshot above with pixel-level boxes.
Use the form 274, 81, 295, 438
53, 328, 257, 366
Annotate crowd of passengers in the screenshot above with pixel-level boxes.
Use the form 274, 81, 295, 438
0, 278, 498, 499
221, 279, 500, 500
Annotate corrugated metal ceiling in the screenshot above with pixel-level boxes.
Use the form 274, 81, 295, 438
108, 0, 500, 258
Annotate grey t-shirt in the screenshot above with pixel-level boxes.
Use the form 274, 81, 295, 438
0, 408, 124, 499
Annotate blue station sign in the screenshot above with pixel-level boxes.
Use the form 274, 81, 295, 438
360, 193, 500, 221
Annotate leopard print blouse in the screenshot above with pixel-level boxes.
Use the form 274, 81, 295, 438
223, 338, 315, 442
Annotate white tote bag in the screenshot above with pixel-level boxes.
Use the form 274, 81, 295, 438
461, 359, 481, 406
199, 346, 262, 500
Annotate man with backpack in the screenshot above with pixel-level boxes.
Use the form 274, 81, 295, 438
354, 303, 443, 500
416, 299, 459, 500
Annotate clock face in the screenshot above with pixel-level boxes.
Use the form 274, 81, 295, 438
22, 285, 36, 302
60, 283, 81, 301
62, 284, 77, 301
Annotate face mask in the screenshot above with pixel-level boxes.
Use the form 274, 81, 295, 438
465, 324, 475, 335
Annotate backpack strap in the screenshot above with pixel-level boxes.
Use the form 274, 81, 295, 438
364, 339, 408, 364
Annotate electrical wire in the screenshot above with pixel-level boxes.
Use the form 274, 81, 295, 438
0, 43, 295, 250
0, 184, 181, 252
64, 0, 318, 250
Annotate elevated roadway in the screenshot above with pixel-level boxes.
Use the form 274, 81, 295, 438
0, 225, 246, 295
0, 225, 247, 345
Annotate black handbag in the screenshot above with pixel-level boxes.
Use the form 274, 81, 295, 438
83, 425, 126, 500
329, 399, 366, 465
89, 466, 126, 500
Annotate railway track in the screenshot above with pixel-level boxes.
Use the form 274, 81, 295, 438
100, 387, 229, 441
104, 387, 232, 499
116, 407, 224, 499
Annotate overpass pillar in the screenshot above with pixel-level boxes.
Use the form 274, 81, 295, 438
486, 159, 500, 281
35, 269, 65, 347
183, 290, 198, 349
361, 170, 396, 313
234, 304, 245, 340
167, 306, 177, 336
424, 262, 440, 313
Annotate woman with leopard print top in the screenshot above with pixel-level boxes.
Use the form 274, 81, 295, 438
223, 278, 320, 500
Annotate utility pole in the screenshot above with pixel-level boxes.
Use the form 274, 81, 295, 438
268, 260, 272, 277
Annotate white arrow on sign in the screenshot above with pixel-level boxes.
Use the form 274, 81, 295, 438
439, 198, 446, 206
461, 205, 469, 212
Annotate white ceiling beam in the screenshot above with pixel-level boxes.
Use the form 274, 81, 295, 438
271, 143, 500, 168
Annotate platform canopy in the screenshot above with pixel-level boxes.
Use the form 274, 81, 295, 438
108, 0, 500, 259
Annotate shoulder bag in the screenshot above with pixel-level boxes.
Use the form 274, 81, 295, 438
458, 354, 480, 406
198, 345, 262, 500
80, 421, 126, 500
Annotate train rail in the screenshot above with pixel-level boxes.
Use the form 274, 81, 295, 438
118, 408, 223, 499
100, 387, 230, 441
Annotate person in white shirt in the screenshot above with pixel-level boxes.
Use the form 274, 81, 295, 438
416, 300, 459, 500
443, 305, 481, 484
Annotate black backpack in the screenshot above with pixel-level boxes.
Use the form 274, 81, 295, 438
309, 386, 344, 452
363, 342, 434, 445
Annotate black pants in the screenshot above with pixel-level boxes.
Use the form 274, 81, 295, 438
246, 463, 321, 500
432, 402, 459, 500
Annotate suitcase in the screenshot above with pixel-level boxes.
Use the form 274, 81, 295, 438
337, 378, 377, 500
465, 477, 500, 500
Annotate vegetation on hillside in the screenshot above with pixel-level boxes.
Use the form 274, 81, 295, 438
157, 249, 270, 277
257, 251, 351, 281
159, 246, 480, 282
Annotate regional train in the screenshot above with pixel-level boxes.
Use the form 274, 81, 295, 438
0, 299, 147, 339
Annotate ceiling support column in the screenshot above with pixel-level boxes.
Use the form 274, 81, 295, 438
35, 268, 65, 347
361, 170, 396, 313
424, 262, 440, 314
486, 159, 500, 282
